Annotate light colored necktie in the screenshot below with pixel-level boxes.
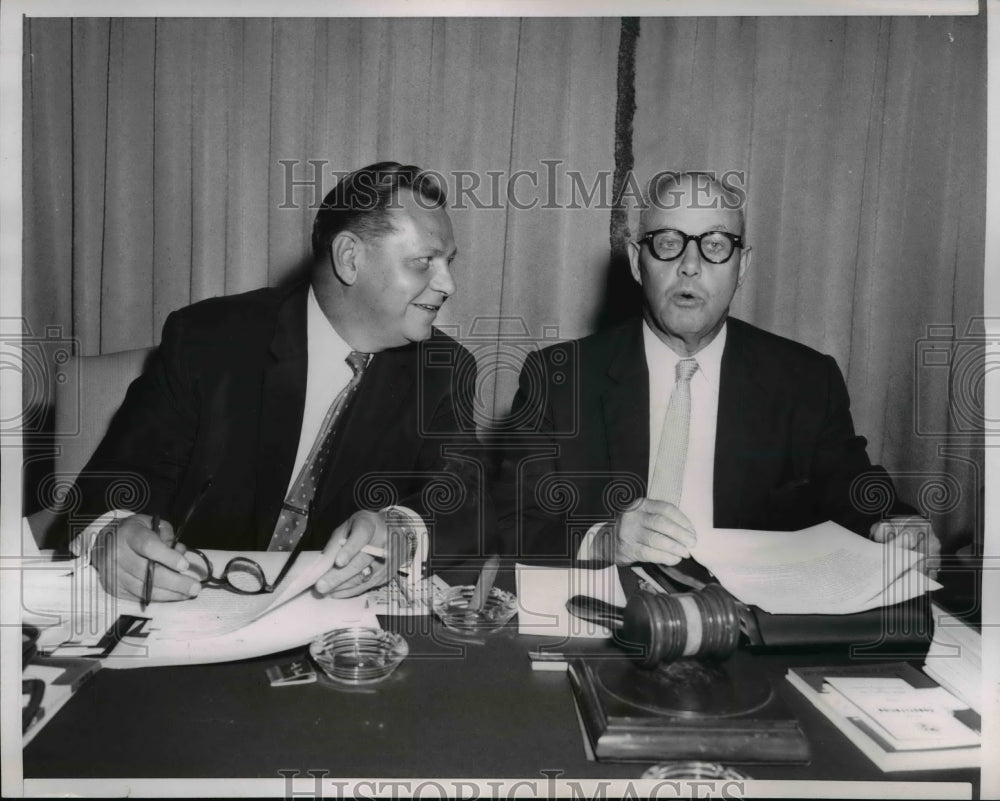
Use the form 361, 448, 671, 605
647, 358, 699, 506
268, 351, 370, 552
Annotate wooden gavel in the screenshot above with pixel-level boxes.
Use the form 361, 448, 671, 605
567, 584, 742, 668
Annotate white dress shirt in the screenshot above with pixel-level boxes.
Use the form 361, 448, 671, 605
643, 320, 727, 539
287, 286, 359, 496
580, 321, 728, 558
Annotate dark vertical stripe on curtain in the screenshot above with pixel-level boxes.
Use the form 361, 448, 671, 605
610, 18, 637, 260
491, 19, 523, 420
602, 17, 641, 329
494, 19, 523, 341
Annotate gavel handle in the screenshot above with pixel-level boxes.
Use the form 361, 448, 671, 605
566, 595, 625, 629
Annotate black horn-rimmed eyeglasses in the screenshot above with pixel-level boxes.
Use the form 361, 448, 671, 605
637, 228, 744, 264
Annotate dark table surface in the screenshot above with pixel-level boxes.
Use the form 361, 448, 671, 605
23, 613, 979, 793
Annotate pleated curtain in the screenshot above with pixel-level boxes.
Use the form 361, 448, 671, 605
22, 15, 986, 547
630, 16, 985, 549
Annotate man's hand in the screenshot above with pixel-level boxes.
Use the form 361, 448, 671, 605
315, 510, 394, 598
600, 498, 697, 566
91, 514, 201, 602
869, 515, 941, 579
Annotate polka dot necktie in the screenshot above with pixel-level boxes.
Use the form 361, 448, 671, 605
647, 358, 699, 506
267, 351, 371, 552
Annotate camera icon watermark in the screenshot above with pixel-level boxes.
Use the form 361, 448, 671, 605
914, 317, 998, 438
0, 319, 79, 442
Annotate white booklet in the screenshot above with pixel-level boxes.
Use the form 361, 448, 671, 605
823, 676, 980, 750
690, 521, 941, 614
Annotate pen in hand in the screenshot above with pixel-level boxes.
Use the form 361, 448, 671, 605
137, 478, 212, 612
140, 514, 161, 613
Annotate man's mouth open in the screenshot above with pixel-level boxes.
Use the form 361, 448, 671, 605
671, 289, 703, 306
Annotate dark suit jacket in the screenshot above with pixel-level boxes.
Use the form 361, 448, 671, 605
63, 283, 491, 562
501, 316, 911, 559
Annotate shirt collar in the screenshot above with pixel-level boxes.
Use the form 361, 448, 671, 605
307, 285, 353, 367
641, 319, 728, 389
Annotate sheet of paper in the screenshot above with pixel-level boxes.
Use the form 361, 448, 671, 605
146, 549, 336, 639
876, 565, 941, 610
23, 550, 386, 668
149, 586, 276, 638
690, 521, 941, 614
21, 563, 120, 646
515, 563, 625, 639
103, 592, 379, 669
23, 547, 363, 643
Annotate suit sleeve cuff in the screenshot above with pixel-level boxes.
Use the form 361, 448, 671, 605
69, 509, 134, 568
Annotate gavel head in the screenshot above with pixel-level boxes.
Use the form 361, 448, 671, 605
618, 584, 742, 669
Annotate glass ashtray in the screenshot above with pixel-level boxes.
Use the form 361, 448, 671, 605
432, 585, 518, 635
641, 761, 751, 781
309, 627, 408, 685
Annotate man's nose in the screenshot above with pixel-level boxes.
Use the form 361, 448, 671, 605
678, 240, 702, 276
431, 261, 456, 297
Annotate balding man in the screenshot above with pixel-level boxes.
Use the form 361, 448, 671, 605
503, 170, 939, 574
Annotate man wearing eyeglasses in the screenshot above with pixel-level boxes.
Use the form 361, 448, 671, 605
504, 170, 939, 573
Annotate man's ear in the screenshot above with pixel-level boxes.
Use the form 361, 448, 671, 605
330, 231, 362, 286
627, 240, 643, 285
736, 245, 751, 288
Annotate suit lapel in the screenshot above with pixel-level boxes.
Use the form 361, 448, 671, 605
602, 320, 650, 488
253, 286, 309, 548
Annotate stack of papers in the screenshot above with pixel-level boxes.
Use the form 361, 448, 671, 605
22, 550, 380, 669
786, 662, 980, 772
923, 602, 981, 714
692, 521, 941, 614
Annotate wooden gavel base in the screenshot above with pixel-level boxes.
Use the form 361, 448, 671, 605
568, 653, 811, 763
